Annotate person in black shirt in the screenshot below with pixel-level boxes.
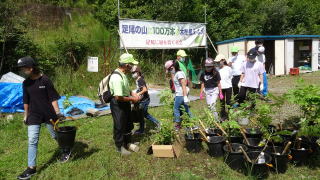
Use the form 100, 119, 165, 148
131, 66, 160, 134
199, 58, 222, 120
16, 57, 70, 180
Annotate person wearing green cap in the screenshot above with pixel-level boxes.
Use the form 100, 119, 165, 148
109, 53, 140, 155
228, 46, 246, 99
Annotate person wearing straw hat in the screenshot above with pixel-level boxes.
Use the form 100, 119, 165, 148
16, 57, 69, 180
228, 46, 246, 98
199, 56, 222, 120
216, 56, 233, 120
109, 53, 140, 155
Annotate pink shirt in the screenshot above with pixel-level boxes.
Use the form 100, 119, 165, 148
241, 61, 265, 88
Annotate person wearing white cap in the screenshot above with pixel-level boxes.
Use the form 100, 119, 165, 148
199, 57, 222, 120
215, 55, 233, 120
109, 53, 140, 155
256, 46, 268, 96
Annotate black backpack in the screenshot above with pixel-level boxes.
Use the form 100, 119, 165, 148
98, 71, 123, 104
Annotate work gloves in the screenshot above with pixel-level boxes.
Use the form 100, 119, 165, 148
183, 96, 190, 104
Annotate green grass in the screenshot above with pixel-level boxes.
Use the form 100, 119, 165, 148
1, 96, 320, 179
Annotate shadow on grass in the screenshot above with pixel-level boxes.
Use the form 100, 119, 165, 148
37, 141, 100, 173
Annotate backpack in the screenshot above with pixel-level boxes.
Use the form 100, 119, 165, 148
98, 71, 123, 104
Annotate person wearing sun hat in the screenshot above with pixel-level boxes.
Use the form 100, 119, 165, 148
238, 48, 264, 105
215, 54, 233, 120
228, 46, 246, 98
109, 53, 140, 155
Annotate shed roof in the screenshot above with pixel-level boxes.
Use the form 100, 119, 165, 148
216, 35, 320, 45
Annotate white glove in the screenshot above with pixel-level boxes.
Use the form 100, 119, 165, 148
23, 116, 27, 125
260, 83, 264, 91
183, 96, 190, 104
238, 82, 242, 88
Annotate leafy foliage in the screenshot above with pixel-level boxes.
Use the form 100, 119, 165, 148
285, 80, 320, 137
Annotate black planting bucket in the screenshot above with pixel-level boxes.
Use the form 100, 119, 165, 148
291, 141, 311, 165
185, 133, 203, 153
279, 129, 297, 142
267, 146, 289, 173
205, 128, 223, 137
223, 143, 248, 171
245, 151, 272, 179
243, 138, 264, 152
245, 128, 263, 139
206, 136, 226, 157
229, 136, 243, 144
56, 126, 77, 149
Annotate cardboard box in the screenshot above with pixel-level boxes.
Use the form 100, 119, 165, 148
152, 141, 182, 158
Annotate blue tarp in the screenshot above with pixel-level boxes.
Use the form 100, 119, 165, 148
0, 82, 24, 113
0, 82, 110, 115
58, 96, 110, 116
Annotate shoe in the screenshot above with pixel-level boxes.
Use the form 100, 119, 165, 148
59, 150, 71, 163
17, 167, 36, 180
116, 146, 131, 156
133, 130, 144, 135
174, 124, 181, 132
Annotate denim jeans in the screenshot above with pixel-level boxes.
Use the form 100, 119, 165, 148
262, 72, 268, 96
138, 99, 160, 132
28, 124, 56, 167
173, 96, 192, 123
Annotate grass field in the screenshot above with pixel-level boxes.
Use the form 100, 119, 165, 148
1, 72, 320, 180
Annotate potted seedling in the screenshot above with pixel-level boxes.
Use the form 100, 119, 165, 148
182, 116, 203, 153
223, 140, 248, 172
150, 89, 182, 158
285, 82, 320, 165
202, 110, 226, 157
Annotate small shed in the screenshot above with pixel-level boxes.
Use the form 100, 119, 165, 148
216, 35, 320, 75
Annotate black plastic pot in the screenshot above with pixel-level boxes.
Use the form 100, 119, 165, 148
243, 138, 264, 152
245, 128, 263, 139
291, 141, 311, 165
245, 151, 272, 179
185, 133, 203, 153
223, 143, 248, 171
229, 136, 243, 144
206, 136, 226, 157
205, 128, 223, 137
267, 146, 289, 173
56, 126, 77, 149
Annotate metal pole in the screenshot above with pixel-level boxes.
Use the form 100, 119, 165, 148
204, 6, 208, 59
205, 5, 208, 59
206, 33, 218, 54
118, 0, 122, 55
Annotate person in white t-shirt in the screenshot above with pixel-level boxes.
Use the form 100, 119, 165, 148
228, 46, 246, 99
172, 61, 192, 131
255, 46, 268, 96
216, 56, 233, 120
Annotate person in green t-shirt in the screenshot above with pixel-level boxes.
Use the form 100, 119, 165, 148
109, 53, 140, 155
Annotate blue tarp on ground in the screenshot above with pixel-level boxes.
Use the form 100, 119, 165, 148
0, 82, 24, 113
0, 82, 110, 115
58, 96, 110, 116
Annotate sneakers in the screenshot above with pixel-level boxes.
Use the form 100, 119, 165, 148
17, 167, 36, 180
174, 123, 181, 132
59, 150, 71, 163
116, 146, 132, 156
133, 130, 144, 135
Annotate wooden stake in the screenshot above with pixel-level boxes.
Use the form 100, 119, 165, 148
282, 141, 292, 155
199, 120, 207, 132
199, 129, 209, 142
226, 140, 233, 152
296, 138, 302, 149
212, 120, 228, 136
240, 146, 251, 163
240, 128, 250, 145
